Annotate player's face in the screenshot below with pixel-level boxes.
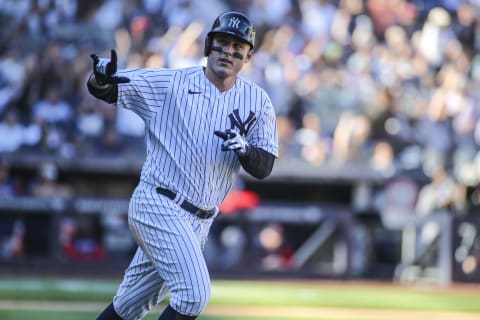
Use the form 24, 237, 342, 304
207, 35, 252, 79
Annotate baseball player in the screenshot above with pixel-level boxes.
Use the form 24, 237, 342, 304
87, 11, 278, 320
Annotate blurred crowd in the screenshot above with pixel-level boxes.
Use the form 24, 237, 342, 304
1, 0, 480, 213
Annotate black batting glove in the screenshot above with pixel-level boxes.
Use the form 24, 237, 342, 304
90, 49, 130, 85
214, 129, 249, 156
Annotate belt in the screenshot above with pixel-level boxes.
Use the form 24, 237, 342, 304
156, 187, 216, 219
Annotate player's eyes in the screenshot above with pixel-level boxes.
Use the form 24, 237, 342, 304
233, 43, 245, 50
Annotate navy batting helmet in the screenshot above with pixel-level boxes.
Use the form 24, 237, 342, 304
204, 11, 255, 56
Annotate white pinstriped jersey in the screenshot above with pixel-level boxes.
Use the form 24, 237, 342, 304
116, 66, 278, 208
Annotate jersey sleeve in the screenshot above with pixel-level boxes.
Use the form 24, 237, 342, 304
248, 91, 279, 158
115, 68, 171, 121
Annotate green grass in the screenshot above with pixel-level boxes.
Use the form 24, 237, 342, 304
0, 278, 117, 302
1, 278, 479, 311
211, 280, 480, 311
0, 278, 479, 320
0, 310, 96, 320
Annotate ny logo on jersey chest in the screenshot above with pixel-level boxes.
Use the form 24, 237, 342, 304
228, 109, 256, 136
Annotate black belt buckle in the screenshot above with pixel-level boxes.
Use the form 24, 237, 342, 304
157, 187, 215, 219
193, 207, 216, 219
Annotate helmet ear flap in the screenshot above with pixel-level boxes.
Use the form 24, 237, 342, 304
204, 35, 212, 56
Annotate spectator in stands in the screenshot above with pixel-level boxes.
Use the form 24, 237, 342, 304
0, 218, 25, 260
3, 0, 480, 215
32, 87, 74, 125
32, 87, 74, 153
257, 222, 294, 271
366, 0, 414, 40
98, 123, 123, 155
0, 48, 26, 115
28, 161, 74, 198
276, 115, 298, 159
415, 166, 461, 216
417, 7, 457, 68
299, 0, 337, 43
295, 112, 330, 165
332, 112, 372, 164
452, 2, 476, 55
75, 94, 108, 154
370, 140, 395, 176
0, 110, 25, 153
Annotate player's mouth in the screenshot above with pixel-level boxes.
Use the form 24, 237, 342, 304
218, 57, 233, 65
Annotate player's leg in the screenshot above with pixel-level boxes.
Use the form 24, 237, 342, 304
97, 246, 170, 320
109, 246, 171, 320
156, 212, 215, 320
129, 199, 214, 319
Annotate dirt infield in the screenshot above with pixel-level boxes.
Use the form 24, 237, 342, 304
1, 301, 479, 320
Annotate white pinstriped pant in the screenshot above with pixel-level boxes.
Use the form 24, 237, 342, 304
113, 186, 216, 320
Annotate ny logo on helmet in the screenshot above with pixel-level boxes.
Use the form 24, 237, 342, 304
228, 17, 241, 29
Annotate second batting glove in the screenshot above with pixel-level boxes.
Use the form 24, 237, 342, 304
90, 49, 130, 85
214, 129, 249, 156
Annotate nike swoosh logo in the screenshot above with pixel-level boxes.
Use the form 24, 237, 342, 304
188, 89, 202, 94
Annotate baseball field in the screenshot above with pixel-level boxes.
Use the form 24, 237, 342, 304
0, 277, 479, 320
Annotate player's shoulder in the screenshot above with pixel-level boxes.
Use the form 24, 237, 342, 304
237, 76, 271, 98
120, 66, 193, 78
184, 66, 204, 75
146, 66, 202, 82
